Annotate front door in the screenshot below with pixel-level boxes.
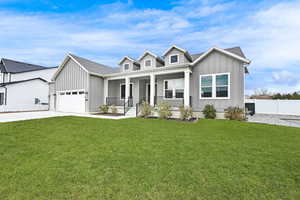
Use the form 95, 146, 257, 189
121, 84, 133, 99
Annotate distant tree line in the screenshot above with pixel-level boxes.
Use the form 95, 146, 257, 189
272, 92, 300, 100
251, 89, 300, 100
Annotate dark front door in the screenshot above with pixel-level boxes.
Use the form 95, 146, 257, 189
147, 84, 157, 104
147, 84, 150, 103
121, 84, 133, 99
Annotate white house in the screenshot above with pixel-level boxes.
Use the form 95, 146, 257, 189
0, 58, 57, 112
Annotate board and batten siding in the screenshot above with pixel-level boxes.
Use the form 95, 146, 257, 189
89, 75, 104, 112
164, 48, 189, 66
55, 58, 89, 92
191, 51, 245, 112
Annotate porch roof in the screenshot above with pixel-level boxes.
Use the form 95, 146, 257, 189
103, 63, 190, 80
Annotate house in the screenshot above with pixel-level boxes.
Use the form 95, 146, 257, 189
50, 45, 250, 117
0, 58, 57, 112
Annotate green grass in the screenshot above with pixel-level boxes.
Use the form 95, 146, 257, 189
0, 117, 300, 199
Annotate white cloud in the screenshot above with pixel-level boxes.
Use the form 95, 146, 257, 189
272, 70, 299, 86
0, 0, 300, 93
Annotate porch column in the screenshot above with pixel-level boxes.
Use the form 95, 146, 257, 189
103, 78, 108, 104
184, 70, 191, 107
150, 74, 155, 106
125, 77, 130, 100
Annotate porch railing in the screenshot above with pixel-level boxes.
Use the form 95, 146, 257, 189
124, 97, 133, 115
106, 97, 124, 106
106, 96, 133, 115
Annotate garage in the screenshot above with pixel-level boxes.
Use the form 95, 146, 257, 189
56, 90, 86, 113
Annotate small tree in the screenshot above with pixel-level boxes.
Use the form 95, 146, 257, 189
179, 104, 193, 121
140, 101, 152, 118
111, 104, 118, 114
99, 104, 109, 114
157, 102, 172, 119
202, 104, 216, 119
225, 107, 245, 121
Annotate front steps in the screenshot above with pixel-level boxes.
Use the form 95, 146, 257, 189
125, 107, 136, 117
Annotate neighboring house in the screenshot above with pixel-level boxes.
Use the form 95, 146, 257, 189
0, 58, 57, 112
50, 45, 250, 117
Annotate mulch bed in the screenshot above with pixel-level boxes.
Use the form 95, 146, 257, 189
142, 116, 199, 123
93, 113, 124, 116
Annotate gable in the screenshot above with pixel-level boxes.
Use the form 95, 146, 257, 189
192, 47, 250, 66
55, 58, 89, 91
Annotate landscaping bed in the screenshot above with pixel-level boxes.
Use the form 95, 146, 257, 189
93, 113, 124, 116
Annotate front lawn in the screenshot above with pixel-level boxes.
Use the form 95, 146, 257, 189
0, 117, 300, 199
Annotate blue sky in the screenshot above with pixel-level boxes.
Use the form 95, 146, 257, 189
0, 0, 299, 94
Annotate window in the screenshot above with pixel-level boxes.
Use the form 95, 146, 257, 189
145, 59, 152, 67
124, 63, 129, 70
200, 76, 213, 98
216, 74, 229, 97
0, 92, 4, 105
120, 83, 133, 99
200, 73, 230, 99
164, 79, 184, 99
170, 54, 179, 64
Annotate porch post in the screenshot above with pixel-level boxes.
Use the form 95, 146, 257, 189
184, 70, 191, 107
103, 78, 108, 104
150, 74, 155, 106
125, 77, 130, 100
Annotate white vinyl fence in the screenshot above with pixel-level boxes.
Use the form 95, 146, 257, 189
246, 99, 300, 116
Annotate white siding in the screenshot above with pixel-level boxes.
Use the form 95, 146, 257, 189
10, 68, 57, 82
0, 80, 49, 112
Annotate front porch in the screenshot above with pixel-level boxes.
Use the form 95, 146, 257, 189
104, 71, 192, 112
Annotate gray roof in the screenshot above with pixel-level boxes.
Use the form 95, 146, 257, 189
191, 47, 246, 61
69, 54, 119, 75
0, 58, 56, 73
0, 78, 47, 87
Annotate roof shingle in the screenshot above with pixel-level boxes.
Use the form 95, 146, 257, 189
69, 54, 119, 75
0, 58, 55, 73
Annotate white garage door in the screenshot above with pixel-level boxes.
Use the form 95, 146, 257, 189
57, 90, 86, 113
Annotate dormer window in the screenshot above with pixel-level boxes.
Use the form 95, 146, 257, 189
170, 54, 179, 64
124, 63, 129, 71
145, 59, 152, 67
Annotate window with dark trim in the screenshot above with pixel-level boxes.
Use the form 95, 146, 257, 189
170, 55, 179, 64
145, 59, 152, 67
124, 63, 129, 70
0, 92, 4, 105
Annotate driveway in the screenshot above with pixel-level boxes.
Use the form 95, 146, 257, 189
0, 111, 70, 123
247, 114, 300, 128
0, 111, 135, 123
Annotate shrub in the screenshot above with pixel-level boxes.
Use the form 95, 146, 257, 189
140, 101, 152, 118
225, 107, 245, 121
179, 104, 193, 121
202, 104, 216, 119
111, 104, 118, 114
157, 102, 172, 119
99, 104, 109, 114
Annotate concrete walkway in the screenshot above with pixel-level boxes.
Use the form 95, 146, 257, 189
0, 111, 135, 123
247, 114, 300, 128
